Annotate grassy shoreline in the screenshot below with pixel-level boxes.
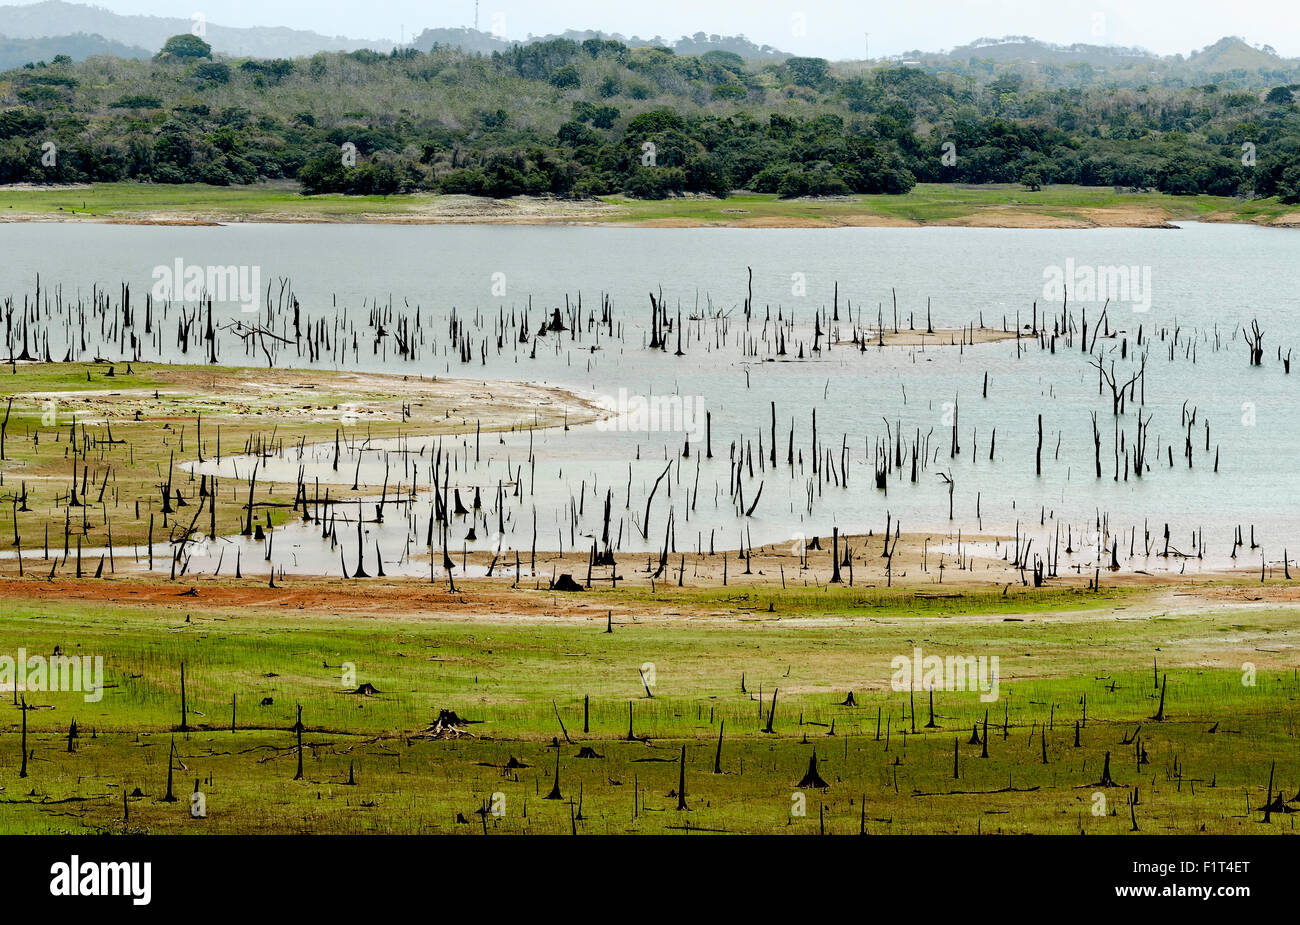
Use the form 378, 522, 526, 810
1, 181, 1297, 228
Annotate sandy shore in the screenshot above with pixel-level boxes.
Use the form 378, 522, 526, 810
11, 365, 598, 433
835, 327, 1021, 347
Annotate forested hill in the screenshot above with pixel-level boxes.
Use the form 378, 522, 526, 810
912, 35, 1295, 86
0, 30, 147, 70
0, 0, 386, 58
1, 34, 1298, 203
409, 28, 789, 60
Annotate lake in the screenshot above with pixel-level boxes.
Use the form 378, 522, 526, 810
1, 220, 1296, 575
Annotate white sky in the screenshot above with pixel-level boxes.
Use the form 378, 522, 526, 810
16, 0, 1300, 58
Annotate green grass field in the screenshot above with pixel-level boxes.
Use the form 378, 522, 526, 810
0, 181, 412, 220
1, 181, 1296, 226
2, 589, 1296, 835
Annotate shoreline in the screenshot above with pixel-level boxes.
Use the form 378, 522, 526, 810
0, 208, 1254, 230
1, 523, 1278, 598
3, 184, 1298, 229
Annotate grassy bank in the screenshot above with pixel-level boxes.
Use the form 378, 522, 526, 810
606, 184, 1300, 227
1, 182, 1297, 227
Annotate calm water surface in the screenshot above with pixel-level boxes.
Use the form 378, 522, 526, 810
2, 221, 1296, 574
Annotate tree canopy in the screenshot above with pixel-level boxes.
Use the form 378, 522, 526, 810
157, 34, 212, 61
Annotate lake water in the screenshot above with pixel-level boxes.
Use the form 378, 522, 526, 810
2, 221, 1297, 576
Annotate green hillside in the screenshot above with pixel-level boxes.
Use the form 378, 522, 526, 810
1, 33, 1298, 202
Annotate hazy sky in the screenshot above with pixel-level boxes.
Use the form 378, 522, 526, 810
23, 0, 1300, 58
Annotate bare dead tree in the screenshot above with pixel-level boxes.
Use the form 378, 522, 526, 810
1243, 319, 1264, 366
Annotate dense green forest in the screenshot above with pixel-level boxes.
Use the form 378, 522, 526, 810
1, 34, 1298, 201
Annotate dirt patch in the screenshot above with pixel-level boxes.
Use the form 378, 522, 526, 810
630, 218, 716, 228
831, 214, 923, 227
622, 213, 921, 229
1073, 206, 1177, 228
937, 208, 1090, 229
108, 217, 223, 226
733, 215, 836, 228
0, 183, 92, 191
